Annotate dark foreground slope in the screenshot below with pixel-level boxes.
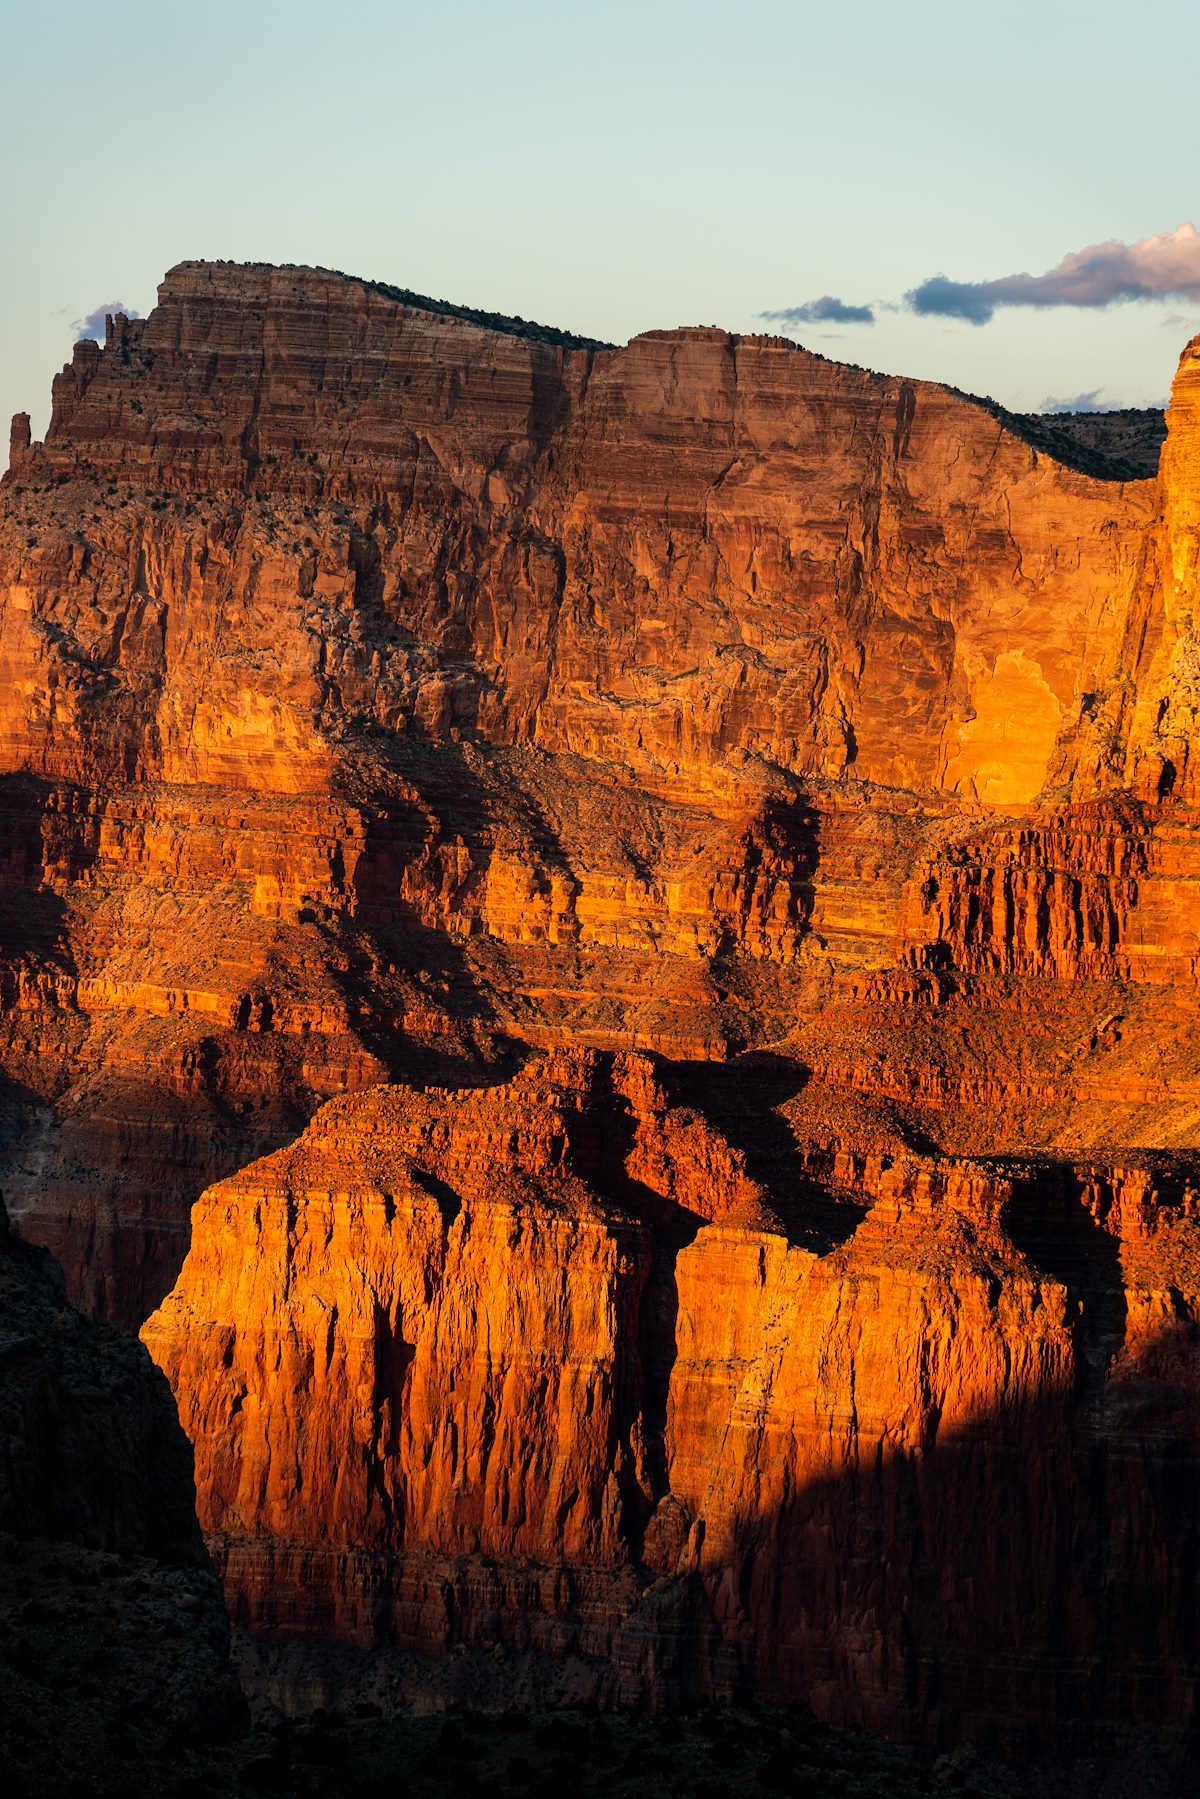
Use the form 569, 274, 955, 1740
0, 1192, 206, 1559
0, 1194, 242, 1792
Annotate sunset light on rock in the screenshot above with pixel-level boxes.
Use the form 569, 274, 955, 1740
5, 5, 1200, 1794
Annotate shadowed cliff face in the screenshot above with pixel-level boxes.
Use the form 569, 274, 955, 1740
0, 1193, 246, 1786
5, 268, 1200, 1749
0, 1188, 208, 1562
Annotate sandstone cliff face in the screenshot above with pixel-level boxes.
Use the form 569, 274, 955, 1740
142, 1052, 1200, 1752
0, 263, 1185, 1321
1118, 337, 1200, 805
3, 264, 1155, 803
141, 1053, 757, 1562
6, 264, 1200, 1751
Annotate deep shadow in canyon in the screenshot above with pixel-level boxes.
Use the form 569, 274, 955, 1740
204, 1309, 1200, 1786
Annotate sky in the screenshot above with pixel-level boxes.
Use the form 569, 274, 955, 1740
3, 0, 1198, 462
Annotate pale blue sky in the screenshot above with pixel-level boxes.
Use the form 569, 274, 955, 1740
3, 0, 1197, 458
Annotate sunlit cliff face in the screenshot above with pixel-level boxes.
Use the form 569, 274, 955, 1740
141, 1049, 1200, 1751
4, 265, 1200, 1751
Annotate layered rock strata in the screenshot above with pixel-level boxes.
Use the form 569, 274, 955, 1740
143, 1051, 1200, 1754
5, 266, 1200, 1750
2, 265, 1158, 801
0, 265, 1192, 1322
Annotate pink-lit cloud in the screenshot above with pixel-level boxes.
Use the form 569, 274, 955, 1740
767, 226, 1200, 333
907, 225, 1200, 325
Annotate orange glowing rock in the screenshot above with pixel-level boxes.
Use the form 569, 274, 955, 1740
142, 1051, 1200, 1748
4, 267, 1200, 1747
0, 264, 1180, 1318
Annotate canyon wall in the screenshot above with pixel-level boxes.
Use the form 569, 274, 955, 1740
1, 265, 1191, 1320
142, 1052, 1200, 1754
5, 264, 1200, 1749
3, 262, 1158, 801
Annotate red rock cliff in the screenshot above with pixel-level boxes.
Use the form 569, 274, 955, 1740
0, 264, 1184, 1316
3, 262, 1155, 801
4, 265, 1200, 1750
142, 1052, 1200, 1752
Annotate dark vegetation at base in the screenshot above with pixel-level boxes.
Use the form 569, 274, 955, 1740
3, 1529, 1198, 1799
7, 1621, 1200, 1799
0, 1535, 988, 1799
0, 1532, 241, 1799
206, 1704, 946, 1799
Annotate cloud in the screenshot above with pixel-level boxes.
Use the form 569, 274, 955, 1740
761, 294, 875, 327
906, 224, 1200, 325
1040, 389, 1107, 414
72, 302, 142, 342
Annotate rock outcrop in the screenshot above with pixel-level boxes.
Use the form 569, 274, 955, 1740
5, 265, 1200, 1752
142, 1052, 1200, 1755
0, 264, 1180, 1321
2, 264, 1156, 800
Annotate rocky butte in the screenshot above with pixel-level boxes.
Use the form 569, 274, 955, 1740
5, 261, 1200, 1756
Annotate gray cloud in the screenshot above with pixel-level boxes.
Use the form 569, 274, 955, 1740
906, 225, 1200, 325
72, 301, 142, 342
1040, 389, 1107, 414
761, 294, 875, 327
